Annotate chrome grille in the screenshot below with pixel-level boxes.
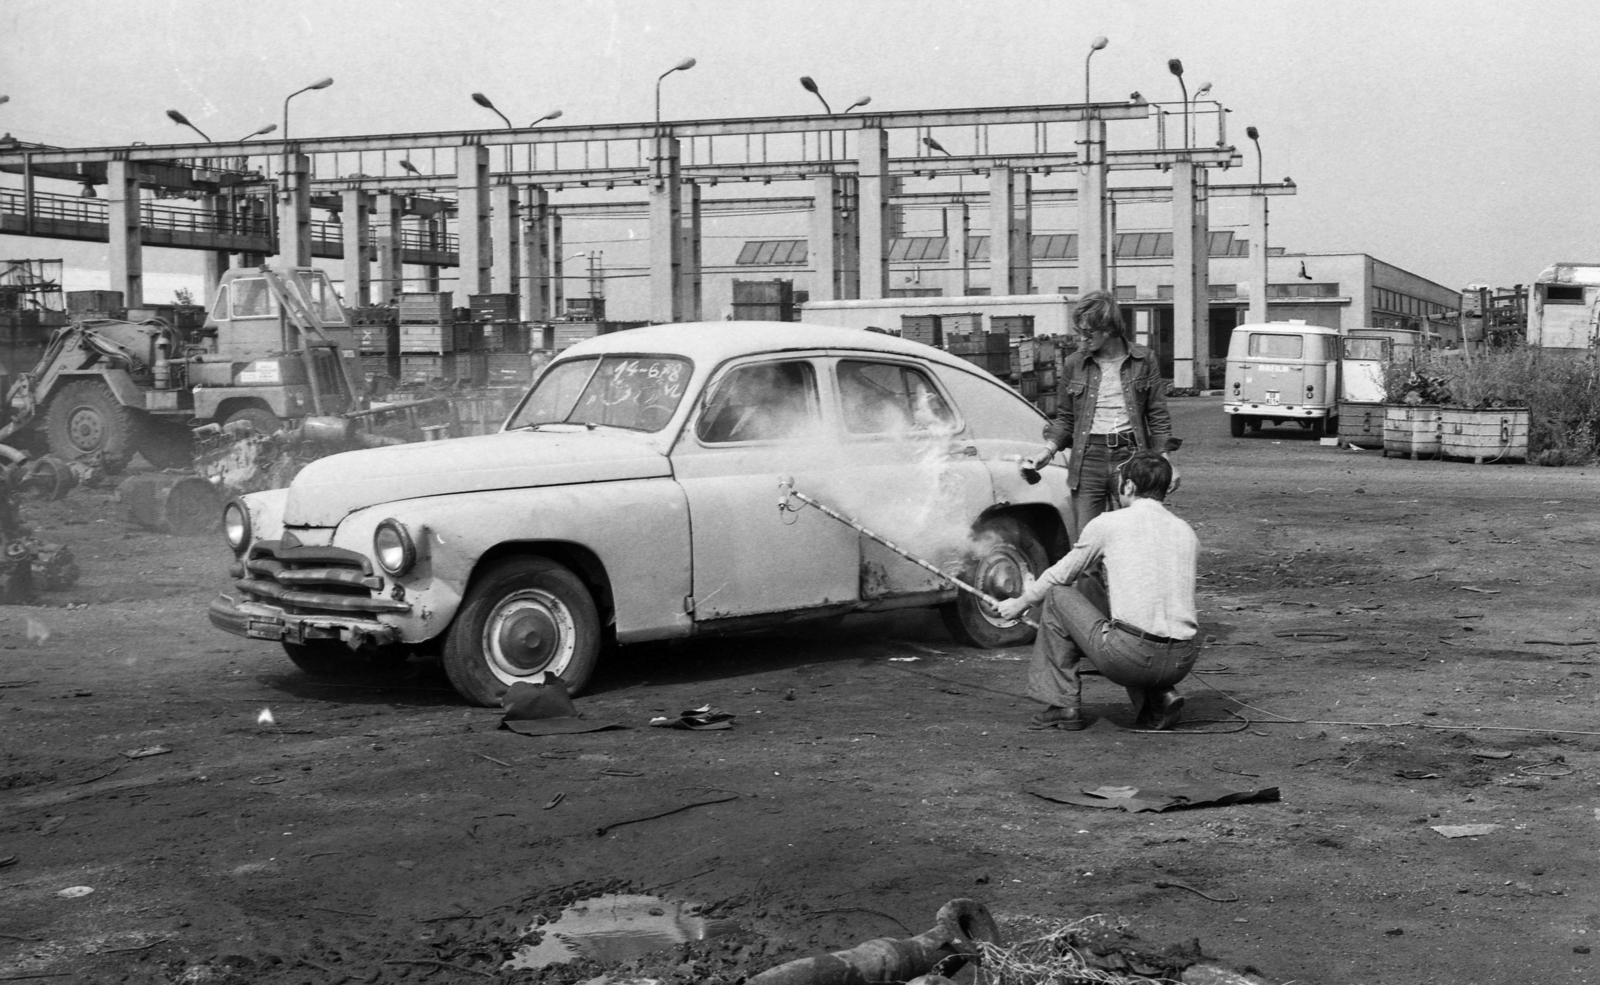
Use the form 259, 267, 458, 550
235, 541, 409, 615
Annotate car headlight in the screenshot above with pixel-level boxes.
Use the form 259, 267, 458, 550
374, 519, 416, 576
223, 500, 251, 553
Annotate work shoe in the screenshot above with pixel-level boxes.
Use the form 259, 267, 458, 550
1149, 692, 1186, 731
1028, 706, 1086, 731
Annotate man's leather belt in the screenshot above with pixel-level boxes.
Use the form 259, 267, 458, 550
1087, 431, 1137, 448
1111, 619, 1192, 646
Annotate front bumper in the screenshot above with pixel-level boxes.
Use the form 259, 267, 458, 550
209, 593, 402, 648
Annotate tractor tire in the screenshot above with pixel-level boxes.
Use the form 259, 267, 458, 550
223, 406, 285, 436
45, 379, 143, 472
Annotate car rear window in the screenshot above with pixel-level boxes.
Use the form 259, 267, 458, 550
508, 355, 691, 432
1248, 333, 1304, 359
1343, 338, 1388, 360
696, 360, 820, 443
837, 360, 955, 434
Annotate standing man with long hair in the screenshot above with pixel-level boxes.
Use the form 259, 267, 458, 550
1022, 290, 1181, 534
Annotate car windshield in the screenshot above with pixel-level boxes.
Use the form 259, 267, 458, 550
508, 355, 692, 432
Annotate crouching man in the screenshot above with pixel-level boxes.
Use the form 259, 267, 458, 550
994, 451, 1199, 731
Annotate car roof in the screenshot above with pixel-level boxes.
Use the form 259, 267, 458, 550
560, 320, 980, 373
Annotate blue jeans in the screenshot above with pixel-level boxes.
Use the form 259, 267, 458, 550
1070, 439, 1136, 538
1026, 580, 1199, 721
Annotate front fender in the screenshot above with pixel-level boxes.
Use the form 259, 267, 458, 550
341, 476, 693, 644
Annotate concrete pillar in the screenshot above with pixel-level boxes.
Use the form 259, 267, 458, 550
340, 188, 371, 306
809, 175, 844, 302
550, 213, 566, 316
857, 127, 889, 300
1106, 199, 1119, 297
1192, 167, 1211, 388
1248, 192, 1270, 325
648, 135, 682, 322
521, 186, 550, 321
989, 168, 1032, 296
948, 204, 971, 296
1077, 117, 1109, 296
275, 153, 311, 267
372, 193, 402, 303
106, 160, 143, 307
680, 181, 702, 321
455, 145, 491, 307
203, 193, 229, 306
490, 183, 520, 296
1171, 160, 1197, 389
236, 194, 269, 269
841, 176, 861, 300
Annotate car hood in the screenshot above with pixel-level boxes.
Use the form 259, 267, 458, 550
283, 429, 672, 526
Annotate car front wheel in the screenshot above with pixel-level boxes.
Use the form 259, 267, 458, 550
941, 516, 1047, 649
443, 556, 601, 707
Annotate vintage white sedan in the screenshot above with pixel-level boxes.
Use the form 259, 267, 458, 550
209, 322, 1073, 706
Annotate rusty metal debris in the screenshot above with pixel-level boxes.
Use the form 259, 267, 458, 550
748, 898, 1001, 985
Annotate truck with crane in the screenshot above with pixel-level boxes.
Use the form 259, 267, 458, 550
0, 263, 364, 470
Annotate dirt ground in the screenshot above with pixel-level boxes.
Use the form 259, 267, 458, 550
3, 396, 1599, 985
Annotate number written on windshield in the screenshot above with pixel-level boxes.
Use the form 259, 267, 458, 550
509, 355, 691, 432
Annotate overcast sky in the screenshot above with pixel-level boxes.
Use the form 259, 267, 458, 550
2, 0, 1595, 297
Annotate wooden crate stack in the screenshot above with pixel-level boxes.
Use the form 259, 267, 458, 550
944, 331, 1010, 377
397, 292, 458, 387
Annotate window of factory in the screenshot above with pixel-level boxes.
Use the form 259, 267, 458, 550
1269, 283, 1339, 299
736, 240, 808, 265
889, 237, 949, 262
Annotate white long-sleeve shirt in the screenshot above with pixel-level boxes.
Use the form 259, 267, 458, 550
1017, 498, 1198, 641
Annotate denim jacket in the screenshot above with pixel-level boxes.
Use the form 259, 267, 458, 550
1042, 343, 1180, 489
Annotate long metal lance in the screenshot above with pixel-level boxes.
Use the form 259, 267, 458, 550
779, 481, 1039, 630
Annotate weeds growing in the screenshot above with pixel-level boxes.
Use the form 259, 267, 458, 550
1382, 345, 1600, 465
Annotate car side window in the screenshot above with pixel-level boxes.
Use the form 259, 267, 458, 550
696, 360, 819, 443
837, 360, 956, 435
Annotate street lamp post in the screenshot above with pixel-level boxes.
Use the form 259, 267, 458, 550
1190, 81, 1211, 146
165, 110, 211, 142
1085, 36, 1108, 103
1167, 59, 1187, 150
799, 76, 831, 114
282, 77, 333, 139
471, 92, 514, 170
655, 57, 697, 125
1246, 125, 1262, 184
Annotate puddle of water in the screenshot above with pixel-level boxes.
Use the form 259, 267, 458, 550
503, 893, 741, 971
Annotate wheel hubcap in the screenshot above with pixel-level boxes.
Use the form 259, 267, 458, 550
67, 406, 105, 452
484, 589, 575, 679
974, 545, 1031, 627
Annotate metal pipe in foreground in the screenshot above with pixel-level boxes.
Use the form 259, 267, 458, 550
778, 479, 1039, 630
748, 898, 1002, 985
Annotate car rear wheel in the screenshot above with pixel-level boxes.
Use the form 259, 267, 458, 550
941, 516, 1048, 649
442, 556, 601, 707
1229, 415, 1246, 438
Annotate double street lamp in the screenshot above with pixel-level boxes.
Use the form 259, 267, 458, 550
471, 93, 564, 170
799, 77, 870, 159
165, 109, 276, 143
